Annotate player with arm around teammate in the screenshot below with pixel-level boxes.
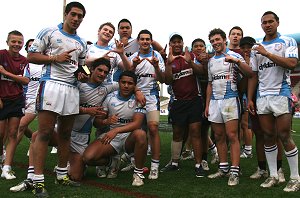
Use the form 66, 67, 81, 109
83, 71, 148, 186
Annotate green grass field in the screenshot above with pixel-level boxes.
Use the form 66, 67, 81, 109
1, 116, 300, 197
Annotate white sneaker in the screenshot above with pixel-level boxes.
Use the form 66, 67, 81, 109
277, 168, 286, 183
228, 172, 239, 186
240, 152, 253, 159
201, 160, 209, 171
148, 168, 158, 180
208, 170, 228, 179
107, 156, 121, 179
50, 147, 57, 154
260, 177, 279, 188
132, 173, 144, 186
10, 179, 33, 192
250, 167, 268, 179
210, 153, 219, 164
283, 179, 300, 192
96, 166, 107, 178
1, 169, 16, 180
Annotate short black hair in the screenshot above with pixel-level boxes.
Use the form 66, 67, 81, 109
119, 71, 137, 85
7, 30, 23, 41
25, 39, 34, 52
65, 1, 86, 18
208, 28, 226, 41
91, 57, 111, 71
137, 29, 152, 40
262, 11, 279, 22
192, 38, 206, 48
118, 18, 132, 29
229, 26, 243, 37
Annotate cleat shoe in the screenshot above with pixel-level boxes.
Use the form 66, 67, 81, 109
148, 168, 158, 180
181, 150, 194, 160
260, 176, 279, 188
107, 167, 118, 179
96, 166, 107, 178
228, 172, 239, 186
10, 179, 33, 192
132, 173, 145, 186
201, 160, 209, 171
50, 147, 57, 154
160, 164, 179, 173
1, 169, 16, 180
32, 183, 49, 198
283, 179, 300, 192
250, 167, 268, 179
208, 169, 229, 179
121, 162, 135, 172
195, 166, 205, 178
277, 168, 286, 183
240, 152, 253, 159
211, 153, 219, 164
55, 175, 80, 187
120, 153, 130, 164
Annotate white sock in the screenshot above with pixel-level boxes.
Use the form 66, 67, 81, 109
285, 147, 300, 180
264, 144, 278, 178
2, 165, 11, 171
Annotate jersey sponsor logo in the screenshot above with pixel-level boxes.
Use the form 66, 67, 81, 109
213, 74, 230, 80
80, 103, 97, 108
259, 62, 277, 70
67, 59, 77, 65
173, 68, 193, 80
137, 73, 155, 79
30, 77, 40, 81
128, 100, 135, 108
274, 43, 282, 51
0, 74, 13, 82
118, 117, 133, 123
126, 52, 133, 57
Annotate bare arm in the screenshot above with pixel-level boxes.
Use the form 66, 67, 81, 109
247, 72, 258, 115
0, 65, 29, 85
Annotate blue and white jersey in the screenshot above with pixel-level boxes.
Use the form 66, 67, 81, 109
29, 23, 87, 85
72, 81, 119, 134
102, 91, 146, 131
86, 43, 122, 83
129, 49, 165, 96
250, 33, 298, 98
208, 48, 246, 100
23, 63, 42, 100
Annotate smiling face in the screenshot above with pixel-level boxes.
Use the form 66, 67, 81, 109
98, 25, 115, 44
138, 33, 152, 54
261, 13, 279, 38
7, 34, 24, 56
209, 34, 226, 54
64, 7, 84, 34
192, 41, 206, 55
90, 65, 109, 84
169, 37, 184, 55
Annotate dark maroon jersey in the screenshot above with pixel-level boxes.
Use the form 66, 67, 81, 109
0, 49, 29, 99
171, 53, 200, 100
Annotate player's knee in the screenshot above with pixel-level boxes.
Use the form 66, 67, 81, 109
133, 130, 147, 144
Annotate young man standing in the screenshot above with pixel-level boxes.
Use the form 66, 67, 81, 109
129, 29, 165, 179
248, 11, 300, 192
205, 28, 253, 186
0, 30, 30, 179
27, 2, 88, 197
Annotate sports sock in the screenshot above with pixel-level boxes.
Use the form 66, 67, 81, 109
264, 144, 278, 178
285, 147, 300, 180
27, 166, 34, 180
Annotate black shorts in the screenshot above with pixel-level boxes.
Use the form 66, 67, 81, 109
170, 96, 202, 126
0, 96, 25, 120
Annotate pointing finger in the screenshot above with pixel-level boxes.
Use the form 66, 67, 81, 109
67, 48, 77, 54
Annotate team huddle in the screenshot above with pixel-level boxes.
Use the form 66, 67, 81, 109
0, 1, 299, 197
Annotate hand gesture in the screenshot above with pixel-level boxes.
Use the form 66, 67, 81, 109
222, 52, 240, 64
77, 72, 89, 83
120, 36, 129, 47
197, 52, 209, 65
110, 39, 125, 55
180, 46, 192, 64
252, 43, 269, 57
159, 44, 167, 61
56, 48, 77, 63
147, 51, 159, 69
106, 114, 119, 125
132, 51, 144, 68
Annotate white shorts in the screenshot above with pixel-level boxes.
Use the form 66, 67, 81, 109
70, 131, 89, 155
145, 95, 160, 112
256, 95, 291, 117
208, 97, 240, 123
36, 80, 79, 115
99, 132, 130, 154
25, 98, 37, 114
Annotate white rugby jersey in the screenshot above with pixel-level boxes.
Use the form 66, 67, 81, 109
129, 49, 165, 95
250, 33, 298, 98
102, 91, 146, 131
208, 48, 246, 100
29, 23, 87, 85
86, 44, 122, 83
72, 81, 119, 134
23, 63, 42, 100
110, 37, 139, 58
